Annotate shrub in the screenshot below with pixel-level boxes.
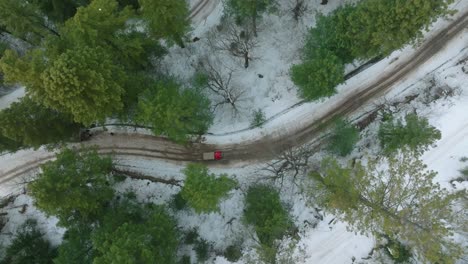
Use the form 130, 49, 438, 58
194, 239, 211, 262
328, 119, 360, 156
291, 48, 344, 101
250, 109, 266, 127
384, 238, 412, 263
170, 192, 187, 211
181, 163, 237, 213
224, 244, 243, 262
179, 255, 191, 264
184, 228, 199, 244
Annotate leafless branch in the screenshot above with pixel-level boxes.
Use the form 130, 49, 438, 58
197, 57, 246, 115
260, 144, 315, 187
207, 23, 258, 68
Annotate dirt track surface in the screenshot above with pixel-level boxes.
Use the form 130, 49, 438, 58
1, 10, 468, 185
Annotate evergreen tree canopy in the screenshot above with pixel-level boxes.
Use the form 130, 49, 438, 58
311, 151, 463, 263
0, 0, 57, 44
378, 113, 441, 154
0, 219, 57, 264
53, 225, 94, 264
225, 0, 275, 36
28, 148, 114, 227
180, 163, 237, 213
33, 0, 90, 23
0, 97, 80, 148
91, 200, 178, 264
138, 0, 190, 46
244, 185, 293, 263
136, 79, 213, 143
290, 48, 344, 101
327, 119, 360, 156
40, 46, 126, 125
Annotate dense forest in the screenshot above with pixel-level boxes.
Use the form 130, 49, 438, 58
0, 0, 465, 263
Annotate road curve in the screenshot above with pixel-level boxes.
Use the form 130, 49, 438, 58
1, 10, 467, 185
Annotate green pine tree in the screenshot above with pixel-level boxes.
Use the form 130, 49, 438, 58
225, 0, 275, 37
28, 148, 114, 227
180, 163, 237, 213
290, 48, 344, 101
40, 46, 126, 125
378, 113, 441, 154
138, 0, 190, 47
0, 97, 81, 148
311, 151, 463, 264
136, 79, 213, 143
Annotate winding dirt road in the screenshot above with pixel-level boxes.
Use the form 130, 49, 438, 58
1, 8, 467, 185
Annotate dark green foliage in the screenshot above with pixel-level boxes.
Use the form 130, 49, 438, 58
224, 244, 243, 262
225, 0, 276, 36
0, 42, 7, 57
179, 255, 191, 264
459, 166, 468, 177
53, 225, 94, 264
291, 48, 344, 101
0, 135, 22, 153
0, 0, 57, 44
91, 201, 179, 264
244, 185, 293, 262
138, 0, 190, 46
136, 80, 213, 143
1, 219, 57, 264
250, 108, 266, 127
183, 228, 199, 244
305, 0, 454, 62
0, 97, 81, 149
328, 119, 359, 156
378, 113, 441, 154
40, 46, 126, 125
304, 5, 355, 63
194, 239, 211, 262
384, 237, 412, 263
33, 0, 90, 23
295, 0, 454, 100
170, 192, 188, 211
180, 163, 237, 213
28, 148, 114, 227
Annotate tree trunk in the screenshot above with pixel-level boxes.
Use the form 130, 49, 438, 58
244, 51, 249, 68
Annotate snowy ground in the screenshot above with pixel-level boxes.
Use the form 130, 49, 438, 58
0, 0, 467, 263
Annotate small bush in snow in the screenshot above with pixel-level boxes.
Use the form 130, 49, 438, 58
178, 255, 191, 264
383, 237, 412, 263
250, 109, 266, 127
194, 239, 211, 262
224, 244, 243, 262
328, 119, 359, 156
170, 192, 188, 211
183, 228, 199, 244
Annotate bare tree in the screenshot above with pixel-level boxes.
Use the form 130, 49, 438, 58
207, 23, 258, 68
289, 0, 308, 21
260, 144, 315, 186
197, 57, 246, 114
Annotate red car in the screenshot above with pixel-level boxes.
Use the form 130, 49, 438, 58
202, 151, 223, 160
